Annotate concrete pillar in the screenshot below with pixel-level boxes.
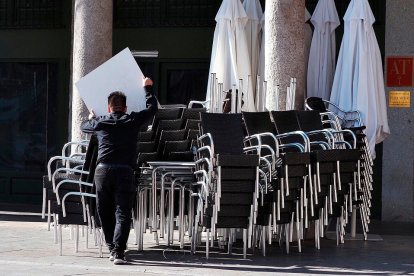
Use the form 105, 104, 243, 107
382, 0, 414, 222
264, 0, 305, 111
70, 0, 113, 142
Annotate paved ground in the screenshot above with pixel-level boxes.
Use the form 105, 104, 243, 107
0, 215, 413, 276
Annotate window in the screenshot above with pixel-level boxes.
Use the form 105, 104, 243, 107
0, 62, 58, 171
166, 68, 208, 105
0, 0, 64, 29
114, 0, 221, 27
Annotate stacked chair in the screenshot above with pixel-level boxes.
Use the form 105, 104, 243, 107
41, 101, 373, 260
243, 110, 365, 252
136, 107, 206, 167
134, 107, 206, 251
136, 108, 370, 257
42, 135, 102, 256
293, 110, 363, 243
191, 113, 261, 259
305, 97, 373, 239
243, 111, 312, 253
273, 110, 364, 245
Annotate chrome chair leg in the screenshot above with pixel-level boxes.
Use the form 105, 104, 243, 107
75, 225, 79, 253
243, 228, 247, 259
262, 226, 266, 256
169, 185, 175, 245
58, 219, 63, 256
53, 214, 58, 244
47, 201, 51, 231
228, 229, 233, 255
206, 228, 210, 259
285, 223, 290, 254
180, 186, 185, 249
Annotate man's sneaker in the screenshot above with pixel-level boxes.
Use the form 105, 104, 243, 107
109, 251, 115, 261
113, 253, 127, 265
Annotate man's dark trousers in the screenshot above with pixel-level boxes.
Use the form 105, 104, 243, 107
94, 164, 135, 254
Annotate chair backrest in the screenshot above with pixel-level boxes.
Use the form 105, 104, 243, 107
68, 135, 98, 213
271, 111, 304, 145
305, 97, 328, 112
200, 113, 244, 155
136, 141, 156, 153
296, 110, 324, 132
185, 119, 201, 131
161, 104, 187, 109
242, 112, 275, 135
154, 119, 183, 142
137, 152, 159, 168
187, 128, 200, 140
271, 111, 301, 133
296, 110, 328, 143
152, 108, 182, 131
167, 151, 194, 161
137, 130, 154, 142
80, 135, 98, 184
156, 129, 186, 156
181, 108, 206, 121
162, 140, 190, 160
242, 112, 276, 152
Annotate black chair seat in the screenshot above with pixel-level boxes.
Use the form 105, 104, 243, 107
136, 141, 156, 153
59, 213, 88, 225
167, 151, 194, 161
281, 152, 311, 165
220, 193, 254, 205
216, 217, 249, 229
278, 165, 308, 178
207, 205, 251, 217
138, 131, 154, 142
217, 154, 259, 167
220, 168, 257, 180
312, 149, 361, 163
220, 180, 255, 193
276, 213, 294, 224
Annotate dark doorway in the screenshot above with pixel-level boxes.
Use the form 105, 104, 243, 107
0, 62, 59, 207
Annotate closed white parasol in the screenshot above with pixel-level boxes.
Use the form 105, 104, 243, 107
307, 0, 340, 100
206, 0, 255, 112
330, 0, 390, 158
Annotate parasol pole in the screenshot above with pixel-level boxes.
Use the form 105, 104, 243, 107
218, 83, 223, 113
210, 73, 216, 112
246, 75, 251, 112
256, 75, 261, 111
231, 84, 237, 113
238, 79, 243, 113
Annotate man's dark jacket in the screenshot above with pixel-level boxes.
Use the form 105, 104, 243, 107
81, 86, 158, 168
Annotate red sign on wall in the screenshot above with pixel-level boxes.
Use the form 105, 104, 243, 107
386, 56, 413, 87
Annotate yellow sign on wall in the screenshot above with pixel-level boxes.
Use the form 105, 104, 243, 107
389, 91, 410, 107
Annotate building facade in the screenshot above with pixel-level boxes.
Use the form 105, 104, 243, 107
0, 0, 411, 222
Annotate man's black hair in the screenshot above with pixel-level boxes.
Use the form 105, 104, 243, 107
108, 91, 126, 112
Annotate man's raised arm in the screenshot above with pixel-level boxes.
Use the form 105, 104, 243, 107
81, 110, 98, 133
133, 77, 158, 124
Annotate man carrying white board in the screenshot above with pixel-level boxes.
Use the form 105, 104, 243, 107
81, 77, 158, 265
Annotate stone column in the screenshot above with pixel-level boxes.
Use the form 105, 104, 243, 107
264, 0, 305, 111
70, 0, 113, 142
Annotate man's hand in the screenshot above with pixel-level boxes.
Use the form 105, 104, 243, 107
143, 77, 153, 87
88, 109, 96, 120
